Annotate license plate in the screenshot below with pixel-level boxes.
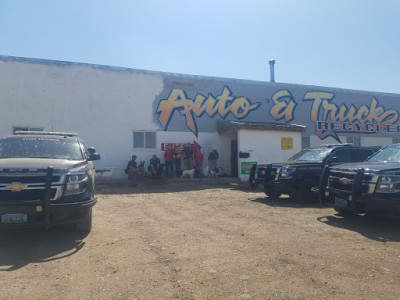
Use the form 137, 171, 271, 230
335, 197, 347, 208
1, 213, 27, 224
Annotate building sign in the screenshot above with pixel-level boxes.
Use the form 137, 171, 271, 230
157, 86, 260, 137
161, 141, 201, 151
269, 90, 400, 143
303, 92, 399, 142
241, 161, 256, 175
281, 137, 293, 150
155, 83, 400, 143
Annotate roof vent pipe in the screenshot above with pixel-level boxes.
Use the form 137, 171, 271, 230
269, 59, 275, 82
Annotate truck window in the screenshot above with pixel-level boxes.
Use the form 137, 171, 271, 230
351, 149, 374, 162
329, 149, 351, 163
368, 145, 400, 163
0, 138, 84, 160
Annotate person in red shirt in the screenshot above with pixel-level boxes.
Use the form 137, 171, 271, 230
194, 148, 204, 178
164, 144, 174, 178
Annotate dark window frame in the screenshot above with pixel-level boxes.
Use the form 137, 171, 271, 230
133, 131, 156, 149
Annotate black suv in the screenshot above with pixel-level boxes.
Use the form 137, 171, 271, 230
250, 144, 379, 202
0, 132, 100, 232
326, 143, 400, 216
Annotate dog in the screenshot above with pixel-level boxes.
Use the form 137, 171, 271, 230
208, 169, 217, 179
208, 167, 224, 179
216, 167, 224, 175
181, 168, 195, 179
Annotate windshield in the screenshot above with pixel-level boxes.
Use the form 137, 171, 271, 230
0, 137, 84, 160
288, 148, 332, 162
367, 144, 400, 163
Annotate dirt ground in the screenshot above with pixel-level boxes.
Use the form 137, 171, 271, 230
0, 178, 400, 300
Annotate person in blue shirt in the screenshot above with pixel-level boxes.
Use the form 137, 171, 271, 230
125, 155, 138, 180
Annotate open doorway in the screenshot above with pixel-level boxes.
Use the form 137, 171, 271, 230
230, 140, 238, 177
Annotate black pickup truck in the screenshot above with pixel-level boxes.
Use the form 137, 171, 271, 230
325, 143, 400, 216
249, 144, 379, 202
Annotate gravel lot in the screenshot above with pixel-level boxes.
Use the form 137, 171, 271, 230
0, 178, 400, 300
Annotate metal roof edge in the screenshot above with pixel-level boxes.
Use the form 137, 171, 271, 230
0, 55, 399, 97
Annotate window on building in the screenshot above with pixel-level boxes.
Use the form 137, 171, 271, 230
346, 136, 361, 147
133, 131, 156, 149
301, 136, 310, 149
393, 137, 400, 144
13, 126, 43, 134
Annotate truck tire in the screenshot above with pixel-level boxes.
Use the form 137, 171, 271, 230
264, 187, 281, 198
249, 164, 258, 189
76, 207, 92, 232
295, 180, 315, 203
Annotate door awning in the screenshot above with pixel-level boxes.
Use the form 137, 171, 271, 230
217, 120, 306, 134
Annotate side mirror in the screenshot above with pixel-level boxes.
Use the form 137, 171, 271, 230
87, 147, 101, 161
89, 153, 101, 161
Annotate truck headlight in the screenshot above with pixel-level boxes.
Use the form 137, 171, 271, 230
279, 167, 297, 179
64, 173, 88, 195
375, 175, 400, 193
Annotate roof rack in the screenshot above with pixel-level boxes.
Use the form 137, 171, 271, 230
319, 143, 353, 147
14, 131, 78, 137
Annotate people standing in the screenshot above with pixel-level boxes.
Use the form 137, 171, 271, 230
174, 145, 183, 177
208, 149, 219, 171
164, 145, 174, 178
194, 148, 204, 178
183, 142, 194, 170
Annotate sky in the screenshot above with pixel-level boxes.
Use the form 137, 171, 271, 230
0, 0, 399, 94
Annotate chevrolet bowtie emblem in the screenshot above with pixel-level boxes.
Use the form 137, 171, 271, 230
339, 178, 349, 185
6, 183, 27, 192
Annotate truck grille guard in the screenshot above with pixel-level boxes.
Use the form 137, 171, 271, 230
0, 167, 56, 229
329, 170, 377, 192
351, 168, 364, 213
44, 167, 53, 229
263, 164, 274, 183
328, 168, 381, 213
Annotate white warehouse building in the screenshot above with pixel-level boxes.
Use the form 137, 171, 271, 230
0, 56, 399, 181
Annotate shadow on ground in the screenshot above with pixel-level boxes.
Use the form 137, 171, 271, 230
252, 195, 400, 242
0, 227, 87, 271
96, 177, 247, 195
317, 214, 400, 243
250, 195, 321, 209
